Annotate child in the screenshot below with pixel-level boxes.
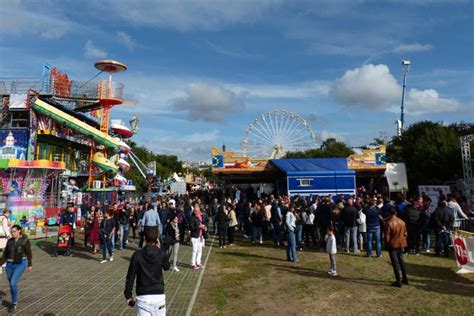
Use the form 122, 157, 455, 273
59, 233, 69, 244
325, 226, 337, 276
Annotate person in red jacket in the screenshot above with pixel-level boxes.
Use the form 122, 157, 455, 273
385, 207, 409, 288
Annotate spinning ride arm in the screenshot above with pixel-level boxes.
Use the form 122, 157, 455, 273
128, 151, 147, 180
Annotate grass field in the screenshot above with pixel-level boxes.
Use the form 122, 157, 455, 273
193, 233, 474, 315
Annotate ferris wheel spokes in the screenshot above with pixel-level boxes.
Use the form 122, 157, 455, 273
241, 110, 317, 158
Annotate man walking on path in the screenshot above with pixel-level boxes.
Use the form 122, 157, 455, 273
385, 207, 409, 288
125, 228, 170, 315
140, 205, 162, 248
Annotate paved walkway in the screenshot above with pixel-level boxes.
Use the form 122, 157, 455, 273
0, 232, 213, 315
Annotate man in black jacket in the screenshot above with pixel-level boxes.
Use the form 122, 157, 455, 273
317, 196, 332, 251
403, 198, 420, 255
341, 198, 359, 253
432, 200, 454, 257
125, 227, 170, 315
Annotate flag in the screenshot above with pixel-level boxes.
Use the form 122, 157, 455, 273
375, 153, 386, 165
212, 155, 224, 168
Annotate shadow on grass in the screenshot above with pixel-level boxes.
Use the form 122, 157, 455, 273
219, 251, 288, 262
405, 262, 474, 298
269, 263, 388, 286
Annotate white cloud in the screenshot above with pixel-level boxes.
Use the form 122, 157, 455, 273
173, 83, 245, 122
393, 43, 433, 53
142, 129, 220, 162
319, 130, 346, 142
228, 81, 330, 99
93, 0, 282, 31
0, 0, 74, 39
84, 40, 107, 59
117, 32, 136, 52
405, 88, 459, 114
329, 64, 401, 109
304, 114, 328, 125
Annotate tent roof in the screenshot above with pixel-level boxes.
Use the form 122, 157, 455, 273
271, 158, 354, 176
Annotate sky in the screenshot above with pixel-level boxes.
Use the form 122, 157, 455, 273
1, 0, 473, 162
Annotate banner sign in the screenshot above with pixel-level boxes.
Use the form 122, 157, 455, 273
418, 185, 451, 213
452, 231, 474, 274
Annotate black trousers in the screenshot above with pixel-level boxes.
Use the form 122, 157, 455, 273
388, 247, 408, 284
227, 226, 235, 244
319, 224, 328, 249
303, 224, 317, 247
84, 232, 89, 247
407, 223, 420, 252
218, 228, 227, 247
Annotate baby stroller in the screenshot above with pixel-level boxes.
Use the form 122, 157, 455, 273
53, 225, 72, 256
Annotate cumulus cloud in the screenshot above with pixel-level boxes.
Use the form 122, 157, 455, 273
319, 130, 346, 142
329, 64, 401, 109
173, 83, 245, 122
117, 31, 136, 52
84, 40, 107, 58
405, 88, 459, 114
393, 43, 433, 53
330, 64, 462, 114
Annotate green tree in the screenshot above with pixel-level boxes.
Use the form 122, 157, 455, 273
285, 138, 354, 158
125, 142, 184, 193
387, 121, 462, 187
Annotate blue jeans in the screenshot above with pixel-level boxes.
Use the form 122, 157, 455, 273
110, 232, 116, 252
6, 259, 27, 305
296, 224, 303, 248
119, 224, 129, 249
102, 238, 113, 260
366, 226, 382, 257
422, 229, 431, 250
344, 226, 358, 252
286, 230, 298, 262
252, 226, 262, 243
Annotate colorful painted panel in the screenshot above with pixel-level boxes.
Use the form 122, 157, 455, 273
0, 129, 29, 160
347, 145, 387, 170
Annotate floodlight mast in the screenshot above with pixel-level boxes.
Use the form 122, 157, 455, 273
398, 59, 411, 136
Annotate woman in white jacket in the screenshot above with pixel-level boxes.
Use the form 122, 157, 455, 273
0, 209, 12, 251
356, 209, 366, 251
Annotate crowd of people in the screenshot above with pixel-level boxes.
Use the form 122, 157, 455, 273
0, 187, 471, 314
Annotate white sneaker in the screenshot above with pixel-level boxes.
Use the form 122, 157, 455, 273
173, 266, 180, 272
100, 260, 107, 264
259, 240, 263, 244
426, 249, 431, 253
109, 256, 114, 262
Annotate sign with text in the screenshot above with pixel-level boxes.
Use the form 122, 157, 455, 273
452, 231, 474, 274
418, 185, 451, 213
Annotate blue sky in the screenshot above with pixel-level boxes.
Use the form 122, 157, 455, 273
1, 0, 473, 162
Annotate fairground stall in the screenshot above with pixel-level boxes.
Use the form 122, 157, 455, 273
212, 139, 396, 199
0, 60, 137, 237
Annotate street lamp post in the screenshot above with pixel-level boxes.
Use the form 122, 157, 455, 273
397, 59, 411, 136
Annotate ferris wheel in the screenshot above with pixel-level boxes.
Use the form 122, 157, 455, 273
241, 110, 317, 159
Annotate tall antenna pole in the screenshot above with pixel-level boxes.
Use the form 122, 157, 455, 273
398, 59, 411, 136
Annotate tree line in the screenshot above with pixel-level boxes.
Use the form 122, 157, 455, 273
284, 121, 474, 189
